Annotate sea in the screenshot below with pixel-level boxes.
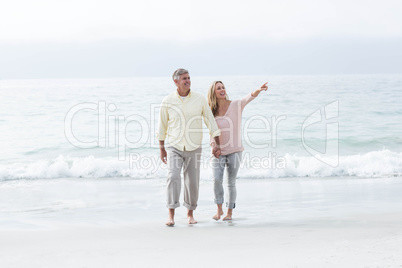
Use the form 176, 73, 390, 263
1, 74, 401, 180
1, 74, 401, 228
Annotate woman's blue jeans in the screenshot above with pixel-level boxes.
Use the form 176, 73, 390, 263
211, 152, 242, 209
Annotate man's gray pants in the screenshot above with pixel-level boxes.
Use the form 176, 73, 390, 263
166, 146, 202, 210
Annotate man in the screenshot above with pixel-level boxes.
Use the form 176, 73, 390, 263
157, 68, 221, 226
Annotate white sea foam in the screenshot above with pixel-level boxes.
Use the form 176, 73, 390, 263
1, 150, 401, 181
269, 150, 402, 178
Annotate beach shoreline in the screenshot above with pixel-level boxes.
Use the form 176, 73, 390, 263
1, 177, 402, 267
2, 211, 402, 268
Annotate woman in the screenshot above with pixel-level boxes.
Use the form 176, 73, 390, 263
208, 81, 268, 221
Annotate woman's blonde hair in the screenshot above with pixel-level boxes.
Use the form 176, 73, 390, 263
208, 81, 229, 116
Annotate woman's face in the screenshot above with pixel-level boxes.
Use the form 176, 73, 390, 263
214, 82, 226, 100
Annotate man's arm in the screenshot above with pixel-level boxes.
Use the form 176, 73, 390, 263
157, 100, 169, 164
201, 97, 221, 158
159, 140, 167, 164
212, 136, 221, 158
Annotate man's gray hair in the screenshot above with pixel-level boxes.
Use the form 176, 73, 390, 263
172, 68, 189, 81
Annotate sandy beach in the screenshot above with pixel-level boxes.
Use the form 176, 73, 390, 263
1, 177, 402, 267
2, 213, 402, 268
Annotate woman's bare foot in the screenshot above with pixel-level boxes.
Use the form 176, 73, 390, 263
166, 208, 175, 226
222, 214, 232, 221
212, 210, 224, 220
223, 208, 233, 221
212, 204, 224, 220
187, 210, 197, 224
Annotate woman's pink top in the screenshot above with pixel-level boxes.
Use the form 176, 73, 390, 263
211, 94, 255, 155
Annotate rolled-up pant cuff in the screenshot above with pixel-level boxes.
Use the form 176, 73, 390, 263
166, 202, 180, 209
183, 202, 197, 210
226, 202, 236, 209
214, 198, 224, 205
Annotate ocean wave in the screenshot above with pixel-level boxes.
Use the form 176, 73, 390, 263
0, 155, 165, 181
241, 150, 402, 178
0, 150, 401, 181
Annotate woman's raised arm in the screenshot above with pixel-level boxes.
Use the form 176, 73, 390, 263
251, 82, 268, 97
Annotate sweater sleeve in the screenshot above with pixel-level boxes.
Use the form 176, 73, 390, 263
240, 93, 256, 110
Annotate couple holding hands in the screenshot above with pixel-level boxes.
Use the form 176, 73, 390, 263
157, 68, 268, 226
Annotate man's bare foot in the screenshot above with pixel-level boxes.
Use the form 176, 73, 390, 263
166, 219, 175, 226
222, 214, 232, 221
212, 210, 224, 220
188, 216, 197, 224
187, 210, 197, 224
166, 208, 175, 226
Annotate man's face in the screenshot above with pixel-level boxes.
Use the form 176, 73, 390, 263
175, 73, 191, 91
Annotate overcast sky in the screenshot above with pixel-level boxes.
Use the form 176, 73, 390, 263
1, 0, 402, 78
